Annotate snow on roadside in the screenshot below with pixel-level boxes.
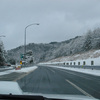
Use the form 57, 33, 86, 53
0, 66, 37, 76
48, 65, 100, 76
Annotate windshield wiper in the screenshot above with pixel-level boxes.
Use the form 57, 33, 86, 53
0, 94, 67, 100
0, 94, 44, 100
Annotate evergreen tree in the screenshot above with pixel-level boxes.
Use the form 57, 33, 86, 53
83, 30, 92, 51
0, 40, 5, 66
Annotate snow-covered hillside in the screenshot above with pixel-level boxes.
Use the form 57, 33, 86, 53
7, 28, 100, 64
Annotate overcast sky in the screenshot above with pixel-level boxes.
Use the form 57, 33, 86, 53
0, 0, 100, 50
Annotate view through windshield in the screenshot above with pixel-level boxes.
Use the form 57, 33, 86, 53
0, 0, 100, 100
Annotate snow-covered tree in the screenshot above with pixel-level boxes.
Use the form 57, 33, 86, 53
0, 39, 5, 66
83, 30, 92, 51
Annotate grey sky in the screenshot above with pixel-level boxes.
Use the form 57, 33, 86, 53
0, 0, 100, 50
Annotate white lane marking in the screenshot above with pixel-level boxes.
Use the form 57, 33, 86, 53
66, 79, 93, 97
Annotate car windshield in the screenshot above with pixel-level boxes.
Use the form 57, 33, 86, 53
0, 0, 100, 100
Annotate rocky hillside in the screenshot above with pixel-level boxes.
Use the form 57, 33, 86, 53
7, 28, 100, 63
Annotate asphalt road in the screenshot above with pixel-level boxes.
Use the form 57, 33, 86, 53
17, 65, 100, 99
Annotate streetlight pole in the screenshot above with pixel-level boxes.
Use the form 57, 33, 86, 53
24, 23, 39, 64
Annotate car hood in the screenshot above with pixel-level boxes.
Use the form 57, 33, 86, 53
0, 81, 99, 100
24, 93, 99, 100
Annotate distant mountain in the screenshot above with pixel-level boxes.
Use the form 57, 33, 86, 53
7, 28, 100, 64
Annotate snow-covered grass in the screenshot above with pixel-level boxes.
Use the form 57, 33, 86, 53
0, 66, 37, 76
48, 65, 100, 76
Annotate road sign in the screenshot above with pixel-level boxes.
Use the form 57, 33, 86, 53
20, 54, 24, 58
20, 61, 22, 65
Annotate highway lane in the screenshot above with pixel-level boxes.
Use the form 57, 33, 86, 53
51, 67, 100, 98
17, 65, 100, 99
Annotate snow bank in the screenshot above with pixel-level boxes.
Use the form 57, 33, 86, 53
0, 66, 37, 76
48, 65, 100, 76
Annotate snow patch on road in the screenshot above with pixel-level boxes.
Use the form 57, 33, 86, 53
0, 66, 37, 76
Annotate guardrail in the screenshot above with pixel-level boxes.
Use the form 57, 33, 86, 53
42, 60, 100, 70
